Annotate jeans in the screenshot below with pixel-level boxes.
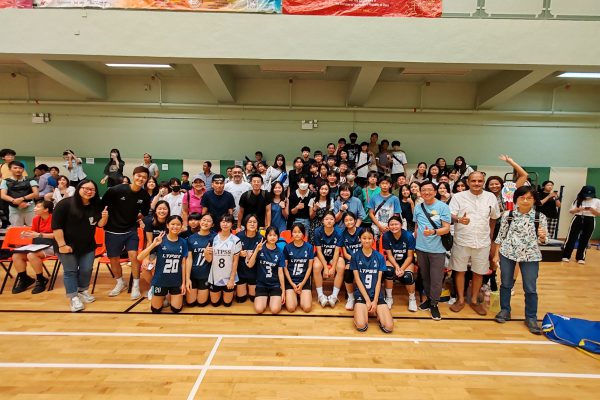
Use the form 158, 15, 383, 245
415, 250, 446, 305
499, 254, 539, 319
59, 251, 95, 298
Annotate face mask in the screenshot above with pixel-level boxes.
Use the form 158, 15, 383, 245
171, 186, 181, 192
347, 174, 355, 181
298, 183, 309, 190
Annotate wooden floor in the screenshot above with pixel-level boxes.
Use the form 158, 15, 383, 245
0, 249, 599, 399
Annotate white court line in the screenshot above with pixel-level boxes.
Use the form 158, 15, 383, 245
0, 331, 555, 345
187, 336, 222, 400
0, 362, 598, 380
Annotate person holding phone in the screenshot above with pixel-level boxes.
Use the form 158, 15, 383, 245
562, 186, 600, 264
62, 149, 86, 187
537, 181, 561, 239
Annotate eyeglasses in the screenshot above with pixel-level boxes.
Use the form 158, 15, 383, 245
80, 187, 96, 193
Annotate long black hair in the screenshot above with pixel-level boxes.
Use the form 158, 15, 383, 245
272, 154, 286, 170
453, 156, 467, 175
152, 200, 171, 226
73, 179, 101, 218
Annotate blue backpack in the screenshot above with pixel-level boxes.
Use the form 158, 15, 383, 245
542, 313, 600, 358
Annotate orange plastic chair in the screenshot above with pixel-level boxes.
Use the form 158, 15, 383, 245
280, 230, 293, 243
0, 226, 32, 294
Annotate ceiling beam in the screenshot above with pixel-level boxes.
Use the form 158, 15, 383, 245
347, 66, 383, 106
23, 58, 106, 99
476, 69, 554, 109
193, 63, 235, 103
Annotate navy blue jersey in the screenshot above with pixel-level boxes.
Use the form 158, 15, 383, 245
187, 232, 216, 280
236, 231, 263, 280
255, 246, 285, 289
151, 237, 188, 288
381, 230, 416, 264
350, 250, 386, 299
313, 226, 342, 261
283, 241, 314, 284
340, 227, 363, 261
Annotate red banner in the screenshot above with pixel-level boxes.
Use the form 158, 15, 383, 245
283, 0, 441, 17
0, 0, 33, 7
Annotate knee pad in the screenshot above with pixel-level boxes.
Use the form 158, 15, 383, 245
197, 300, 209, 307
399, 270, 415, 285
211, 299, 222, 307
223, 301, 233, 308
355, 323, 368, 332
249, 295, 256, 302
383, 267, 395, 281
236, 294, 248, 303
379, 323, 393, 334
150, 306, 162, 314
185, 300, 197, 307
170, 305, 182, 314
344, 269, 354, 284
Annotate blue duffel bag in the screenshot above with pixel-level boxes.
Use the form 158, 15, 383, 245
542, 313, 600, 357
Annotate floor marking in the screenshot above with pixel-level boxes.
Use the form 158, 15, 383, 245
0, 330, 555, 345
187, 336, 222, 400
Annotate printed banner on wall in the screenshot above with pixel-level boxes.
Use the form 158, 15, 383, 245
36, 0, 282, 13
283, 0, 441, 17
0, 0, 33, 8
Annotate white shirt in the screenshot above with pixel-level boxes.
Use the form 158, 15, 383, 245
164, 192, 184, 216
571, 198, 600, 217
224, 181, 252, 219
449, 190, 500, 249
52, 186, 75, 205
208, 234, 242, 286
356, 152, 370, 178
390, 151, 407, 174
63, 159, 86, 181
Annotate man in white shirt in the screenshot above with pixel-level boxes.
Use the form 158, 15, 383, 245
448, 171, 500, 316
224, 165, 251, 229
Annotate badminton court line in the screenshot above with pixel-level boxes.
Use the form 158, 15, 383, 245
187, 336, 222, 400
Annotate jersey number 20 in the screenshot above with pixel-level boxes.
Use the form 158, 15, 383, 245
164, 259, 180, 274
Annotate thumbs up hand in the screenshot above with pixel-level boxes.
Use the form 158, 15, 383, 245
205, 243, 213, 257
101, 206, 109, 219
459, 212, 470, 225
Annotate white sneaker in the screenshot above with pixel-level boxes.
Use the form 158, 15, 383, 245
108, 280, 127, 297
448, 297, 457, 305
345, 297, 355, 311
408, 296, 417, 312
147, 287, 153, 300
561, 258, 569, 262
162, 298, 170, 308
328, 295, 338, 308
318, 294, 329, 308
70, 296, 84, 312
77, 290, 96, 304
131, 286, 141, 300
578, 260, 585, 265
384, 297, 394, 309
511, 288, 515, 296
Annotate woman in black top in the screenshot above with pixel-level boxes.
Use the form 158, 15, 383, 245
52, 180, 108, 312
537, 181, 561, 239
100, 148, 125, 187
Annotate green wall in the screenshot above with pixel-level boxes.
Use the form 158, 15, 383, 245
586, 168, 600, 240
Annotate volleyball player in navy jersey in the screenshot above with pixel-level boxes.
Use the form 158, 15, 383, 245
185, 214, 216, 307
351, 228, 393, 333
283, 223, 314, 313
236, 214, 263, 303
340, 212, 363, 311
381, 216, 418, 312
246, 227, 286, 314
313, 211, 345, 308
137, 215, 188, 314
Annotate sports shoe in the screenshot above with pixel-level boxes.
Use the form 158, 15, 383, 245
328, 295, 338, 308
577, 260, 585, 265
12, 275, 35, 294
77, 290, 96, 304
318, 294, 329, 308
384, 297, 393, 309
418, 298, 431, 311
70, 296, 84, 312
430, 304, 441, 321
130, 286, 142, 300
31, 277, 49, 294
494, 310, 511, 323
561, 258, 569, 262
511, 287, 515, 296
408, 296, 417, 312
525, 318, 542, 335
147, 287, 154, 300
345, 297, 355, 311
108, 280, 127, 297
448, 297, 457, 305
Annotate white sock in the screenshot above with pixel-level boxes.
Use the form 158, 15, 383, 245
133, 278, 140, 289
409, 293, 416, 299
116, 277, 124, 285
332, 287, 340, 298
347, 292, 355, 300
385, 288, 392, 299
316, 287, 324, 297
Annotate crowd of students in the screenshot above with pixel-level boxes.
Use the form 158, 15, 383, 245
0, 135, 598, 335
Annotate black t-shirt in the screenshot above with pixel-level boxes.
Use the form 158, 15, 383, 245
537, 190, 559, 218
51, 197, 101, 255
288, 190, 314, 220
201, 190, 235, 220
345, 143, 361, 163
102, 184, 150, 233
142, 215, 166, 241
288, 169, 304, 193
239, 190, 271, 227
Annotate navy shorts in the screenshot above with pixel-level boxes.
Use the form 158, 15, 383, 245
153, 286, 182, 296
355, 294, 386, 305
209, 284, 234, 293
237, 277, 256, 286
255, 286, 282, 297
105, 230, 139, 258
191, 278, 209, 290
284, 278, 312, 291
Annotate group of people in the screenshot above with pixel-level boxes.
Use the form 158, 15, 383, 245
0, 134, 598, 335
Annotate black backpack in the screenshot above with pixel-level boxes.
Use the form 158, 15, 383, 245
4, 178, 33, 208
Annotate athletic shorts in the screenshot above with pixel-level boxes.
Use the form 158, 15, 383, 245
105, 230, 139, 258
153, 286, 182, 296
209, 284, 234, 293
255, 286, 282, 297
355, 294, 386, 305
450, 243, 490, 275
237, 277, 256, 286
285, 279, 312, 291
190, 278, 208, 290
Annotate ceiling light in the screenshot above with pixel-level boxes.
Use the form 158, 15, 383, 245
401, 68, 471, 75
105, 63, 173, 69
558, 72, 600, 79
260, 65, 326, 73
